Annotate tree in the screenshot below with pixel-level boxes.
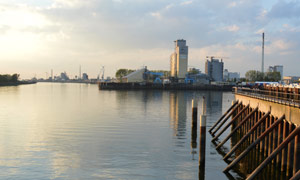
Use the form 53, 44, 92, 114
188, 68, 200, 75
265, 72, 281, 82
245, 70, 281, 82
245, 70, 264, 81
0, 74, 19, 83
115, 69, 134, 78
11, 74, 19, 82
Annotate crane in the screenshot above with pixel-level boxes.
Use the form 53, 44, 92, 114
98, 66, 105, 80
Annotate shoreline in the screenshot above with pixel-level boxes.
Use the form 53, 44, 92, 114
0, 81, 37, 87
99, 82, 234, 91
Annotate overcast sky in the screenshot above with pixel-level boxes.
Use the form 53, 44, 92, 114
0, 0, 299, 79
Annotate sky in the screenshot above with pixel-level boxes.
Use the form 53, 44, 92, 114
0, 0, 299, 79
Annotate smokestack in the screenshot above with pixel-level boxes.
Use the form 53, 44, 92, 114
262, 32, 264, 73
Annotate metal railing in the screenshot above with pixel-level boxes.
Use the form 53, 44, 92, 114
233, 87, 300, 108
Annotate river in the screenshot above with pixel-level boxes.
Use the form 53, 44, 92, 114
0, 83, 243, 180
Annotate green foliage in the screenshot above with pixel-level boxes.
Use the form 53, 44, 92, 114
188, 68, 200, 75
264, 72, 281, 81
0, 74, 19, 83
245, 70, 281, 82
151, 70, 170, 77
245, 70, 264, 81
115, 69, 135, 78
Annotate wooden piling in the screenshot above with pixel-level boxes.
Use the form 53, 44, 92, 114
224, 115, 285, 173
290, 170, 300, 180
282, 120, 289, 172
209, 100, 239, 133
192, 99, 198, 126
215, 107, 258, 149
223, 112, 272, 161
246, 126, 300, 180
293, 134, 300, 175
212, 104, 248, 136
199, 97, 206, 180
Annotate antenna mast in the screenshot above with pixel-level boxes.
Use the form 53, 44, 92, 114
262, 32, 265, 73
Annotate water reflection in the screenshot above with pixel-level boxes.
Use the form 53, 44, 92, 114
169, 91, 187, 140
0, 84, 239, 180
191, 118, 197, 160
206, 91, 223, 115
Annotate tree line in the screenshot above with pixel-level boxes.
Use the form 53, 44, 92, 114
115, 69, 170, 78
244, 70, 281, 82
0, 74, 19, 83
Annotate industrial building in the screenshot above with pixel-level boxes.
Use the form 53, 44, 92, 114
122, 67, 163, 83
205, 58, 224, 82
82, 73, 89, 80
223, 69, 240, 81
268, 65, 283, 80
170, 39, 188, 81
283, 76, 300, 84
122, 68, 146, 83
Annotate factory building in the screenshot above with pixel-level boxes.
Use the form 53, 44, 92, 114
82, 73, 89, 80
170, 39, 188, 81
205, 58, 224, 82
224, 69, 240, 81
122, 68, 146, 83
268, 65, 283, 80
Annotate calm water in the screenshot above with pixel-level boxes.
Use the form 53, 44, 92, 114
0, 83, 242, 180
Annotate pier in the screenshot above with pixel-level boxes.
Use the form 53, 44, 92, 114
210, 86, 300, 179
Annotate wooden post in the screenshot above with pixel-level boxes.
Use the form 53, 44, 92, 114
223, 112, 272, 161
199, 97, 206, 180
192, 99, 198, 126
215, 107, 258, 149
287, 123, 295, 178
281, 120, 289, 172
212, 104, 248, 136
246, 126, 300, 180
293, 134, 300, 175
209, 100, 239, 133
224, 115, 284, 173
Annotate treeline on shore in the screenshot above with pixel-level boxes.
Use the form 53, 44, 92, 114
0, 74, 19, 83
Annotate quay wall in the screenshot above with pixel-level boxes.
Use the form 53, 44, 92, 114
98, 82, 233, 91
235, 94, 300, 125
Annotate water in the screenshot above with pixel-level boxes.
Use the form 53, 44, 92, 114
0, 83, 243, 180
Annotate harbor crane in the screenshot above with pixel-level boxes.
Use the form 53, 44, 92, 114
98, 66, 105, 80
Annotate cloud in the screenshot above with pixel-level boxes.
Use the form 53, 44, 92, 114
0, 0, 300, 78
223, 25, 240, 32
268, 1, 300, 19
180, 1, 193, 6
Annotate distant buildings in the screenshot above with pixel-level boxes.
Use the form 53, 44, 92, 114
268, 65, 283, 80
224, 69, 240, 81
82, 73, 89, 80
170, 39, 188, 81
205, 58, 224, 82
122, 68, 146, 83
283, 76, 300, 84
60, 72, 69, 81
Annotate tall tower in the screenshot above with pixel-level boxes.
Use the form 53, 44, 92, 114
262, 32, 265, 73
170, 39, 188, 80
79, 65, 81, 80
51, 69, 53, 81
